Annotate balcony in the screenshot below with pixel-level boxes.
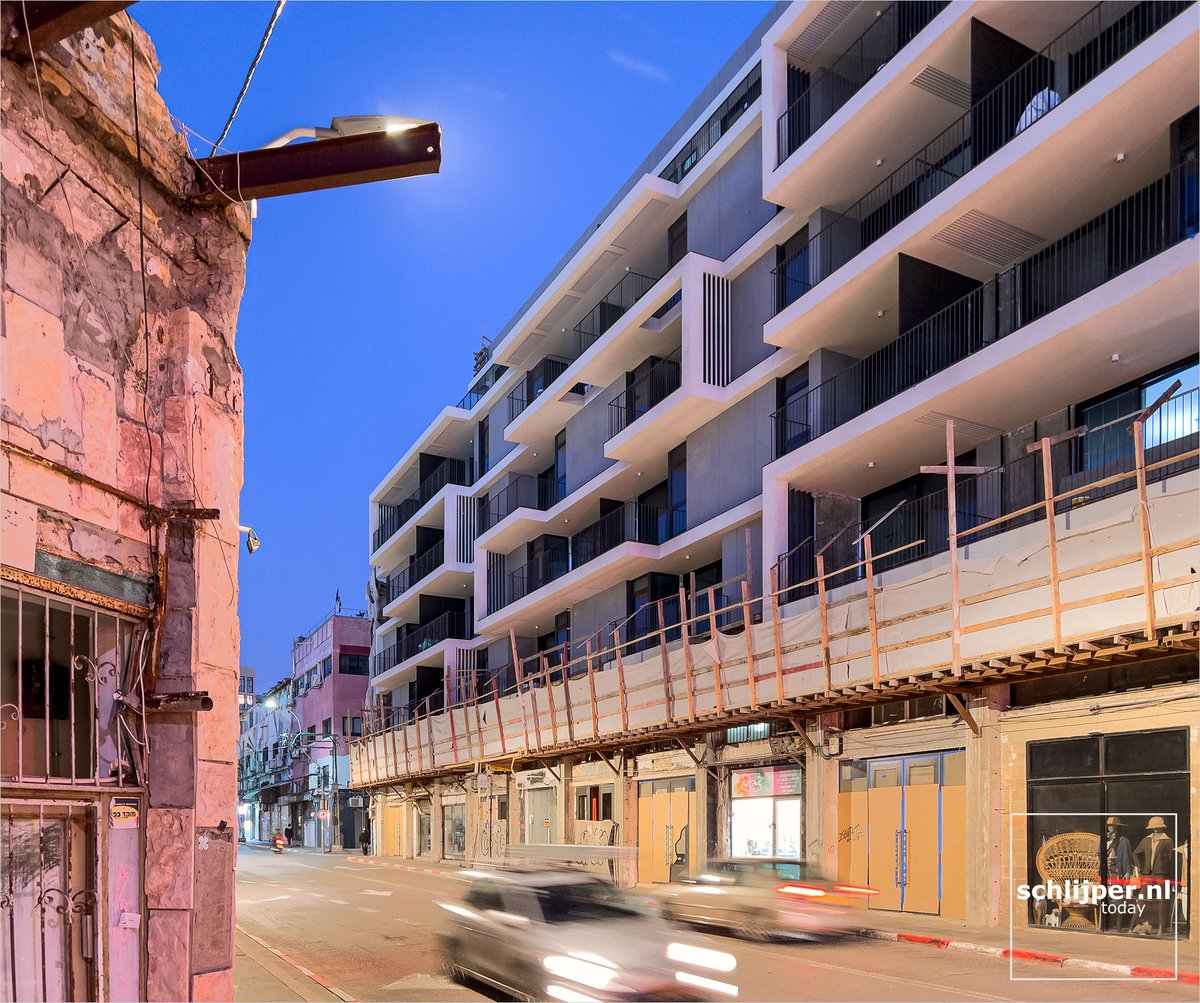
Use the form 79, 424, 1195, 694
371, 610, 473, 678
608, 351, 682, 438
772, 162, 1199, 460
575, 270, 661, 353
382, 540, 444, 605
660, 63, 761, 185
373, 458, 474, 553
772, 1, 1192, 317
776, 387, 1199, 600
454, 362, 508, 411
776, 1, 948, 166
506, 356, 574, 423
489, 502, 688, 614
478, 473, 567, 535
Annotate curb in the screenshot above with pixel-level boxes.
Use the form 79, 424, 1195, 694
861, 927, 1198, 981
237, 925, 357, 1002
348, 856, 465, 880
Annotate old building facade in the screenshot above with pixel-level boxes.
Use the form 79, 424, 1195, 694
355, 0, 1199, 950
2, 11, 246, 1002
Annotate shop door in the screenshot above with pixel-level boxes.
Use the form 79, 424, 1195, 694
637, 778, 696, 883
774, 798, 803, 858
867, 776, 904, 912
902, 756, 941, 915
527, 787, 557, 845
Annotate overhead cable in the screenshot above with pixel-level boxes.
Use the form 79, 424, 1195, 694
212, 0, 287, 155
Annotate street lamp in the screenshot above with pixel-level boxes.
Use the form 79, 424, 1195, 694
261, 115, 435, 150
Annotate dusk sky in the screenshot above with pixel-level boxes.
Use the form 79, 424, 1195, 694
134, 1, 774, 687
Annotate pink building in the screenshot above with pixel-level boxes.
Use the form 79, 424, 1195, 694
286, 609, 373, 848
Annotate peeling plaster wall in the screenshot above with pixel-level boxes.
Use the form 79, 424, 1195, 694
2, 12, 248, 1002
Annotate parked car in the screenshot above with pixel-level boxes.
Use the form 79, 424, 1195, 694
438, 865, 738, 1001
660, 858, 874, 941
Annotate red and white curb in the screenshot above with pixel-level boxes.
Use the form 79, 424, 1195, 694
349, 856, 466, 880
861, 928, 1199, 983
237, 925, 357, 1002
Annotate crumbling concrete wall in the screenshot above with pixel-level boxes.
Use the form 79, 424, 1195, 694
2, 11, 247, 1002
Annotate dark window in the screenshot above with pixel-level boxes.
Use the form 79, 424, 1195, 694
495, 795, 508, 822
465, 882, 504, 913
775, 227, 809, 311
478, 415, 490, 476
1028, 736, 1099, 780
667, 442, 687, 538
668, 212, 688, 268
775, 364, 809, 456
532, 881, 641, 923
339, 653, 369, 675
1103, 729, 1188, 775
321, 718, 332, 737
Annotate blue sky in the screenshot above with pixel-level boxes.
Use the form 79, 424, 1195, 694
134, 1, 774, 687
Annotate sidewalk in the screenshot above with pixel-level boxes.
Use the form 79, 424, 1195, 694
859, 909, 1199, 983
234, 927, 351, 1002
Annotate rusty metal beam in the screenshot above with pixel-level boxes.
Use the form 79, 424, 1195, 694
945, 692, 980, 736
192, 124, 441, 203
4, 1, 134, 56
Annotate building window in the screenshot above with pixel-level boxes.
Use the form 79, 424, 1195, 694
1025, 728, 1190, 938
668, 212, 688, 268
339, 653, 368, 675
342, 716, 362, 737
575, 785, 614, 822
322, 718, 332, 736
321, 656, 333, 679
478, 414, 490, 476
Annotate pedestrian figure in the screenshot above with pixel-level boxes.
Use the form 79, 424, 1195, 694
284, 824, 294, 847
359, 826, 371, 855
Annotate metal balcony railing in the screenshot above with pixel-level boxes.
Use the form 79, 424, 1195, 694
478, 474, 567, 534
371, 611, 472, 676
660, 63, 762, 184
771, 162, 1197, 459
490, 502, 687, 613
373, 458, 474, 552
609, 351, 683, 438
776, 2, 948, 165
454, 363, 507, 411
506, 356, 574, 423
776, 387, 1199, 599
574, 270, 661, 352
772, 1, 1193, 315
382, 539, 445, 606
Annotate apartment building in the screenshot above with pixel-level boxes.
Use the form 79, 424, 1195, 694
356, 0, 1199, 945
237, 678, 293, 841
239, 665, 257, 709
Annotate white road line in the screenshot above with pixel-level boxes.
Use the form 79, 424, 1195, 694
361, 889, 393, 896
356, 906, 379, 913
329, 899, 350, 905
735, 942, 1012, 1002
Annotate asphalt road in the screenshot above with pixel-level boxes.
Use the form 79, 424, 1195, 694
235, 847, 1195, 1003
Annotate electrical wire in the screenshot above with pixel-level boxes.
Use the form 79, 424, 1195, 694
212, 0, 287, 155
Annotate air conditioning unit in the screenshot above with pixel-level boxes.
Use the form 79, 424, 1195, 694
349, 796, 364, 808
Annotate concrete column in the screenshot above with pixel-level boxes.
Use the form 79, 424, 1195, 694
620, 774, 638, 888
431, 781, 445, 861
966, 685, 1008, 926
561, 759, 575, 844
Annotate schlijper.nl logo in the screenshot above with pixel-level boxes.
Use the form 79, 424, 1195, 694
1010, 813, 1182, 981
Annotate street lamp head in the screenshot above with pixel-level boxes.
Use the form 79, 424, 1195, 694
329, 115, 434, 137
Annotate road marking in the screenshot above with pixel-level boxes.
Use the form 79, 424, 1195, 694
329, 899, 350, 905
360, 889, 393, 896
243, 895, 292, 903
735, 942, 1011, 1002
356, 906, 379, 913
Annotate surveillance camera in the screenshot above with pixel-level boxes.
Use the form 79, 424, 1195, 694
239, 526, 261, 555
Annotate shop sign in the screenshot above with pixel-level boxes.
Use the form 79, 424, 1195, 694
109, 798, 140, 829
732, 765, 803, 798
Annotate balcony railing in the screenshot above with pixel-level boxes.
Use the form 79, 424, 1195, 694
489, 502, 687, 614
371, 611, 472, 677
373, 458, 474, 552
574, 270, 660, 352
772, 162, 1197, 459
777, 387, 1199, 599
478, 474, 567, 534
660, 63, 762, 184
777, 2, 948, 165
382, 540, 445, 606
455, 363, 507, 411
506, 356, 574, 422
773, 1, 1192, 315
609, 350, 683, 438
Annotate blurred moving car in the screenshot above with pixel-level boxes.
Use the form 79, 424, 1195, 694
660, 858, 874, 941
438, 865, 738, 1001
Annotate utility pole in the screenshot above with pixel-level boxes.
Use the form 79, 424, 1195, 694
330, 736, 342, 852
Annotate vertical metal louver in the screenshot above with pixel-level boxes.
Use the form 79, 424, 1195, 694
456, 494, 478, 564
702, 272, 732, 387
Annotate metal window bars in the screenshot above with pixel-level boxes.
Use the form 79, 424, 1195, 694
777, 2, 949, 166
772, 1, 1193, 316
0, 586, 144, 788
771, 161, 1197, 459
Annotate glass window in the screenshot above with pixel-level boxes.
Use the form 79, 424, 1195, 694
322, 718, 332, 736
496, 795, 508, 822
339, 653, 369, 675
942, 750, 966, 786
839, 760, 867, 792
1028, 736, 1099, 780
442, 803, 466, 858
868, 761, 901, 788
532, 880, 640, 924
1103, 728, 1187, 775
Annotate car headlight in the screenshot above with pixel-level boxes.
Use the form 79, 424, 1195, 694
542, 955, 616, 991
666, 942, 736, 973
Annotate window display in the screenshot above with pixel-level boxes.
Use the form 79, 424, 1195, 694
1025, 728, 1189, 938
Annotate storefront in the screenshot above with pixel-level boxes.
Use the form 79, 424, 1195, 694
442, 801, 466, 859
837, 749, 966, 919
1024, 727, 1190, 937
729, 764, 803, 859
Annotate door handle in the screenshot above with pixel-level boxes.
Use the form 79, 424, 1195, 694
665, 824, 673, 866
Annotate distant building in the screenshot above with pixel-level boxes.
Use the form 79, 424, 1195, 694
239, 665, 257, 708
289, 610, 373, 848
237, 678, 293, 841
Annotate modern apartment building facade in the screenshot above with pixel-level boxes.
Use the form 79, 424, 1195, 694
356, 0, 1199, 945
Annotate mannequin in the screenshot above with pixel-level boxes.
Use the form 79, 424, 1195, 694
1105, 817, 1133, 931
1132, 816, 1175, 936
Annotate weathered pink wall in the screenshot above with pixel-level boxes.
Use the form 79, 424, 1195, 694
2, 10, 247, 1001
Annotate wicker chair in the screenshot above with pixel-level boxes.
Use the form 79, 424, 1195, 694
1035, 832, 1102, 930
